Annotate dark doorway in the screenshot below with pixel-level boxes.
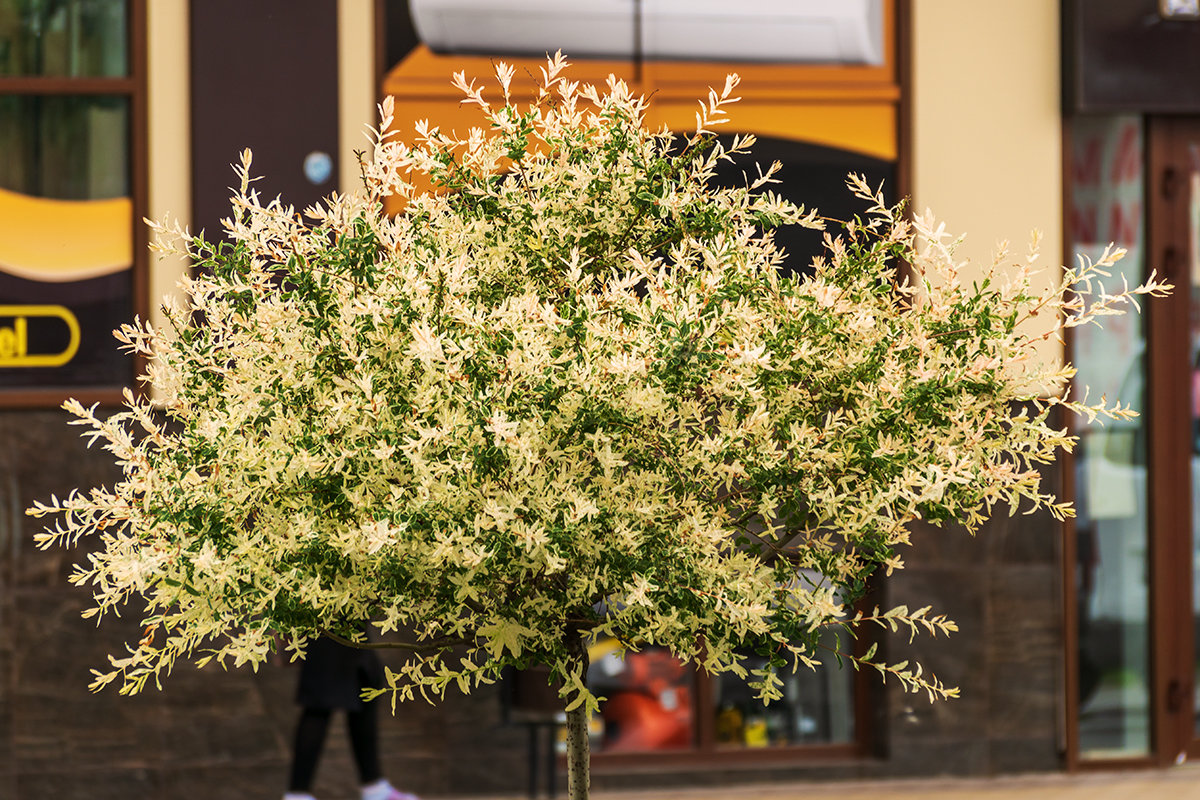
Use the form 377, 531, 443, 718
713, 135, 896, 280
190, 0, 340, 242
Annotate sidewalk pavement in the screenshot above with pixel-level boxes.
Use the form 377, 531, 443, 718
581, 765, 1200, 800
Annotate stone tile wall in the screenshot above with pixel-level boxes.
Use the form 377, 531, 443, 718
882, 466, 1065, 777
0, 410, 526, 800
0, 409, 1066, 797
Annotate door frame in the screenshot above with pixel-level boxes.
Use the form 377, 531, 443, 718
1146, 115, 1200, 765
1063, 114, 1200, 770
0, 0, 148, 409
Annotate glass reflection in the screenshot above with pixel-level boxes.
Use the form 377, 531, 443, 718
711, 628, 854, 749
0, 94, 128, 199
584, 625, 854, 753
587, 638, 694, 752
0, 0, 127, 77
0, 92, 132, 388
1071, 115, 1151, 758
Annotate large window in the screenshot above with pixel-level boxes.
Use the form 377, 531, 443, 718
0, 0, 144, 403
584, 628, 856, 757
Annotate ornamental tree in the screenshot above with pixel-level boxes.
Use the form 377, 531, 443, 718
30, 54, 1166, 800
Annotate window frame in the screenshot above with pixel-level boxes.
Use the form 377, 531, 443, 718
0, 0, 147, 408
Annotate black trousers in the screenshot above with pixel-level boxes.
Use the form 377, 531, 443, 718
288, 705, 383, 792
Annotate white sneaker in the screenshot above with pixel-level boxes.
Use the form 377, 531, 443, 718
362, 778, 420, 800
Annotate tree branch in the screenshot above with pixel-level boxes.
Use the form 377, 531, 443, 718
320, 629, 471, 652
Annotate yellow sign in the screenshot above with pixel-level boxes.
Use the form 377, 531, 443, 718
0, 305, 81, 367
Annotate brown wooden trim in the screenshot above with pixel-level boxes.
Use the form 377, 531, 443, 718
894, 0, 912, 205
1073, 755, 1161, 771
878, 2, 911, 753
1145, 116, 1196, 767
0, 76, 138, 94
129, 0, 149, 399
1165, 116, 1200, 763
889, 0, 915, 303
1060, 114, 1082, 772
1143, 117, 1173, 768
374, 0, 388, 93
590, 741, 861, 772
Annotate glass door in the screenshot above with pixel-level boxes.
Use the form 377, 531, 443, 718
1068, 116, 1200, 767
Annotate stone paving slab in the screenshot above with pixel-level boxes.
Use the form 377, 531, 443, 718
576, 767, 1200, 800
446, 767, 1200, 800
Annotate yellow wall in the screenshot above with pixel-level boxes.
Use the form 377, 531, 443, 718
911, 0, 1064, 365
338, 0, 377, 195
148, 4, 1065, 357
146, 0, 191, 334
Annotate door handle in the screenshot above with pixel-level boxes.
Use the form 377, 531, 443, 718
1163, 166, 1179, 201
1167, 678, 1187, 714
1163, 245, 1182, 284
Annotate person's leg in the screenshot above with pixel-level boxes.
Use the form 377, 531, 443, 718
346, 703, 382, 785
288, 707, 333, 795
348, 704, 420, 800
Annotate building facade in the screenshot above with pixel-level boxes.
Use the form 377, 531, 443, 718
1, 1, 1196, 797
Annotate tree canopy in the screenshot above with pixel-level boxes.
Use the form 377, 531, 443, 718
32, 54, 1163, 729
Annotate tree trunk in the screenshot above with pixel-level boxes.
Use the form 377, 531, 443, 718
565, 631, 591, 800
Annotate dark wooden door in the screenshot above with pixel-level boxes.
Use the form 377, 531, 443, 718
190, 0, 340, 242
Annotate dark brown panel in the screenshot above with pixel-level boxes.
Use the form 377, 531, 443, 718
190, 0, 340, 243
0, 76, 137, 93
1145, 117, 1200, 766
1063, 0, 1200, 114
